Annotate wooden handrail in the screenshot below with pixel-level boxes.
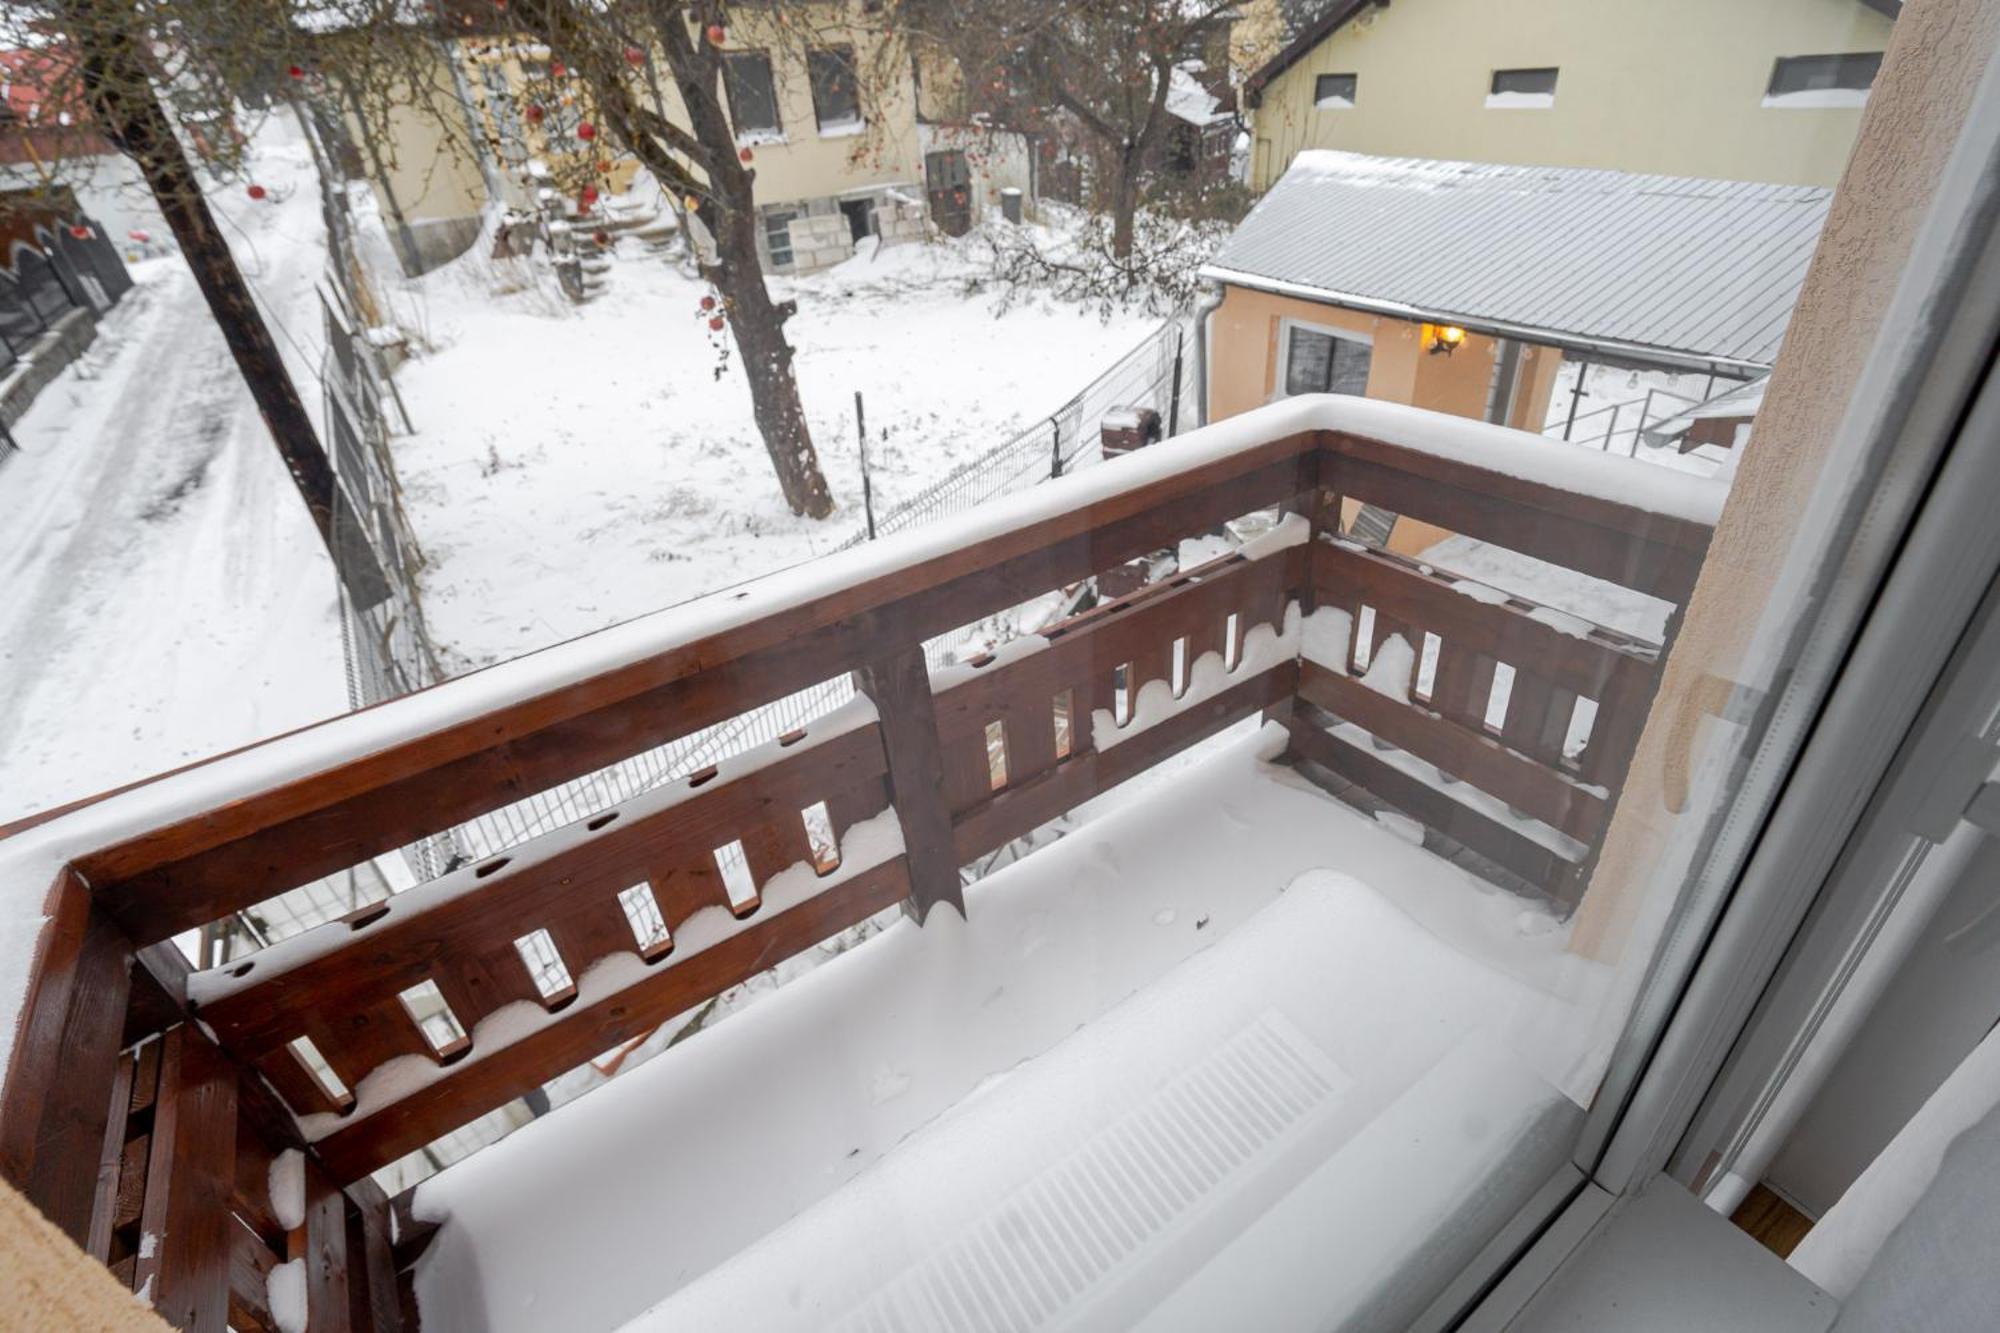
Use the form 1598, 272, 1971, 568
0, 398, 1725, 1329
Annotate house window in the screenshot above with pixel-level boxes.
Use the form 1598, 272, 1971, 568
809, 46, 862, 134
762, 208, 799, 270
724, 51, 781, 140
1487, 67, 1558, 108
1314, 73, 1357, 109
1281, 323, 1372, 397
1765, 52, 1883, 108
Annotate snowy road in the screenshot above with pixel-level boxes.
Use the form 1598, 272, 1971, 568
0, 126, 349, 824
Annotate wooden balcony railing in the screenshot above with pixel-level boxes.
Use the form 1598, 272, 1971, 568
0, 399, 1717, 1331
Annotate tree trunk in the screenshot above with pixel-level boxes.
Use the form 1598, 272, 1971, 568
706, 205, 834, 519
1110, 165, 1138, 260
70, 6, 363, 582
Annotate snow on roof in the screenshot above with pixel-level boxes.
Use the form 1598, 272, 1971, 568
1202, 151, 1832, 371
1165, 64, 1232, 127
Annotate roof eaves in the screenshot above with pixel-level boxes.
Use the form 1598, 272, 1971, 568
1197, 263, 1777, 375
1243, 0, 1385, 109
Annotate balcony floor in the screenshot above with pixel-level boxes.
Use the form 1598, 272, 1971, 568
409, 723, 1614, 1333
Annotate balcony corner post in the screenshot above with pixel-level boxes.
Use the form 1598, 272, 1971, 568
853, 646, 966, 923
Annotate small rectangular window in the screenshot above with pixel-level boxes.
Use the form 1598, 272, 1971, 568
1284, 326, 1372, 397
1314, 73, 1357, 109
1488, 67, 1558, 108
763, 208, 799, 270
809, 46, 862, 132
724, 51, 781, 138
1765, 52, 1882, 106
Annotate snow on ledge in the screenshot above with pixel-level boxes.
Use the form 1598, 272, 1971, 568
0, 393, 1718, 1083
292, 810, 906, 1142
1093, 604, 1302, 751
187, 695, 882, 1008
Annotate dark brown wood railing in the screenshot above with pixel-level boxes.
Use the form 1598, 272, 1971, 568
0, 414, 1712, 1331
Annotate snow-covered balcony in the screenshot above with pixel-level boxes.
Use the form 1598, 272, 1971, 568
0, 396, 1722, 1331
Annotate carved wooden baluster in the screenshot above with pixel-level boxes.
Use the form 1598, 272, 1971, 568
254, 1045, 351, 1119
435, 944, 544, 1033
1001, 694, 1059, 787
824, 779, 888, 848
309, 1000, 434, 1094
740, 814, 814, 896
1428, 641, 1500, 735
1127, 633, 1175, 714
1500, 670, 1579, 768
546, 893, 655, 983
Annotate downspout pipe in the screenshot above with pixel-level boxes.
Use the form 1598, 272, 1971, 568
1192, 278, 1225, 428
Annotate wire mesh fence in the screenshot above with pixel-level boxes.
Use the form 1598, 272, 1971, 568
436, 312, 1198, 864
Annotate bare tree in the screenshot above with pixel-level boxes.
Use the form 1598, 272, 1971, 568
906, 0, 1239, 259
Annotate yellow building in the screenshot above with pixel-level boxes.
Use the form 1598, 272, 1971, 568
342, 14, 1035, 276
1242, 0, 1898, 191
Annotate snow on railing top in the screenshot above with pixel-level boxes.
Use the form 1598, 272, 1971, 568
0, 394, 1722, 1079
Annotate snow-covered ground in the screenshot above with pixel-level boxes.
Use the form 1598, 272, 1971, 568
0, 118, 349, 825
377, 228, 1159, 671
1542, 359, 1738, 477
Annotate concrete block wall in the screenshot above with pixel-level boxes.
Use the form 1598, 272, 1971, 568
786, 213, 855, 273
877, 192, 928, 244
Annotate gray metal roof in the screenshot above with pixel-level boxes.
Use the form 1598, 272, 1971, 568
1201, 152, 1833, 371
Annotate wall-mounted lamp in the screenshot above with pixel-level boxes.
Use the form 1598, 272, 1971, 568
1426, 323, 1467, 356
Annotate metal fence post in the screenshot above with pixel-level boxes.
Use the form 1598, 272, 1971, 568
1167, 327, 1184, 437
856, 391, 876, 540
1603, 403, 1621, 452
1051, 416, 1063, 479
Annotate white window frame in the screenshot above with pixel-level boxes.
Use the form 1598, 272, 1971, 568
1273, 316, 1373, 400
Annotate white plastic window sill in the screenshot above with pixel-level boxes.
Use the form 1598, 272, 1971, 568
1485, 91, 1555, 109
1762, 88, 1870, 109
735, 128, 787, 147
817, 118, 866, 139
1315, 97, 1356, 111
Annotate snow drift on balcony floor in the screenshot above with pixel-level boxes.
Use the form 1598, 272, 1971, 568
410, 723, 1613, 1332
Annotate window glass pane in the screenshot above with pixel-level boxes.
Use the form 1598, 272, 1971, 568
1284, 327, 1370, 397
763, 209, 797, 267
1329, 337, 1372, 395
1769, 51, 1884, 95
1492, 66, 1560, 96
1285, 327, 1333, 394
809, 46, 861, 130
724, 51, 780, 136
1315, 72, 1357, 107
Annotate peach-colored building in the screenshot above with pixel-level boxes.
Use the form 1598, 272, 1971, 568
1199, 150, 1829, 551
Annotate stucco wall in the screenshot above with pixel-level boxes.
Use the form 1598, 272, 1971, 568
1571, 0, 2000, 957
350, 59, 491, 228
1209, 284, 1563, 553
1251, 0, 1895, 189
